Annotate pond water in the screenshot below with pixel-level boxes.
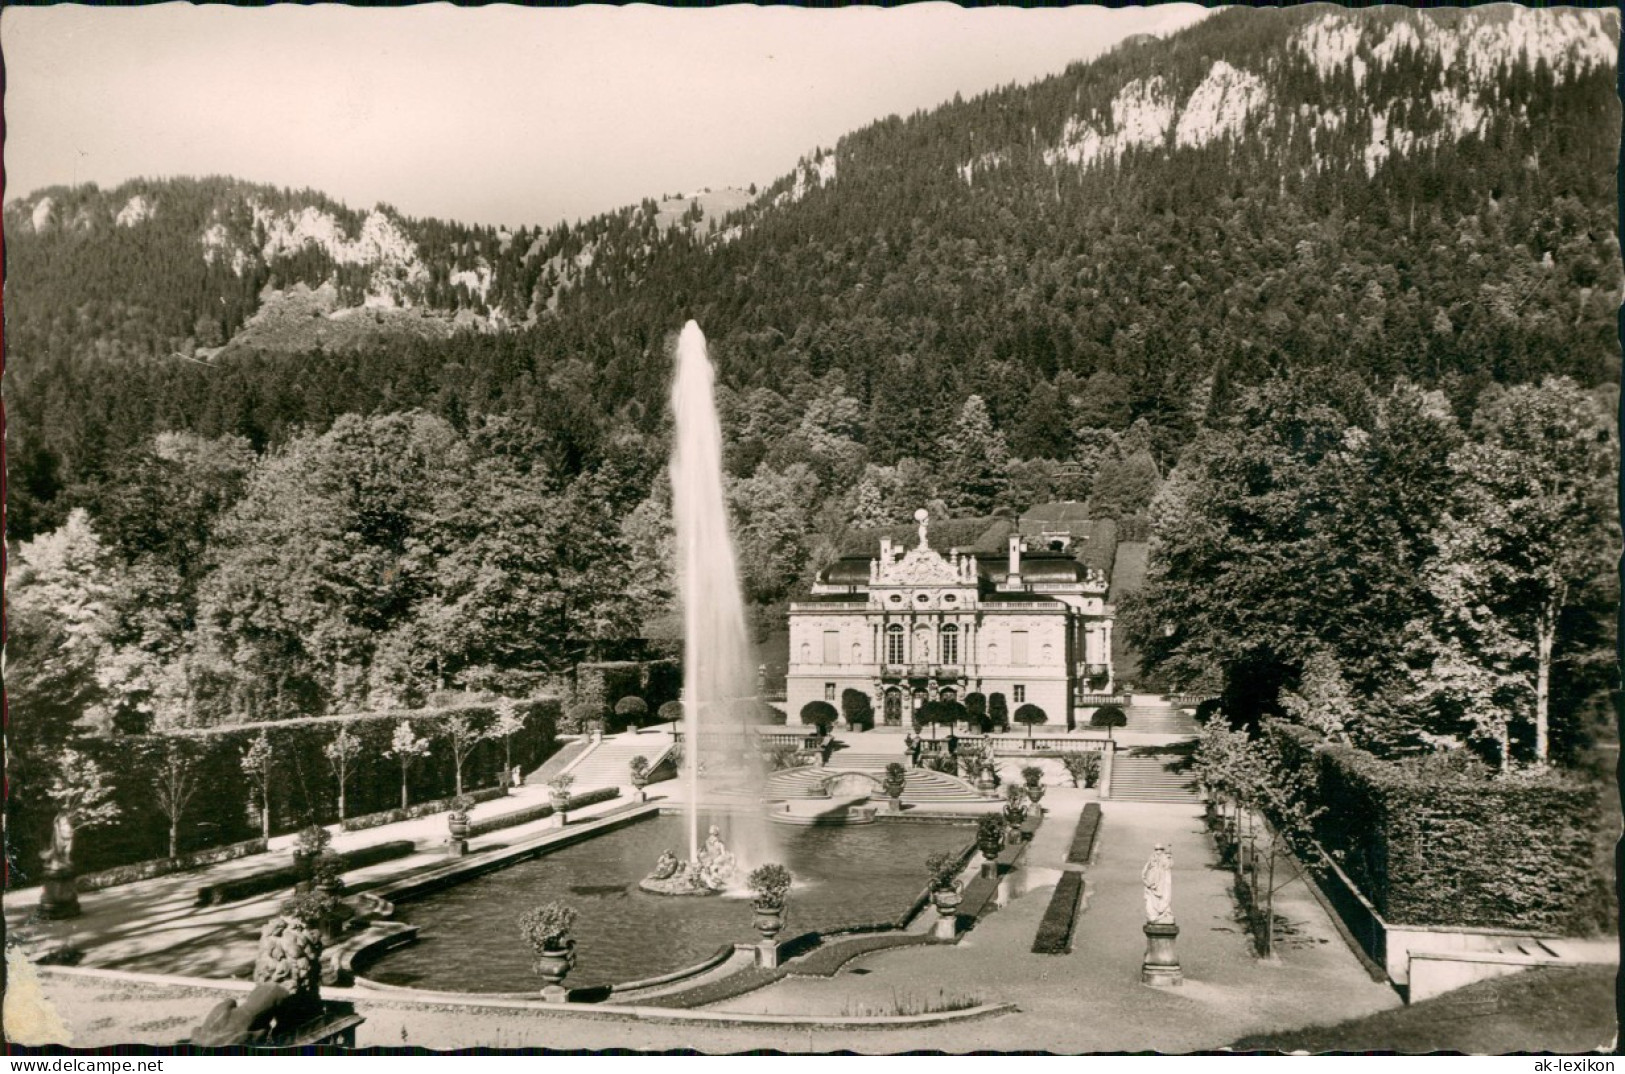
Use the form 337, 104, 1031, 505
362, 813, 973, 991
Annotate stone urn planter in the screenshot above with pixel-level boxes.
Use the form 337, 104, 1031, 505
883, 762, 908, 812
931, 885, 963, 916
532, 942, 576, 992
752, 901, 786, 942
746, 863, 793, 967
976, 766, 998, 796
1025, 783, 1046, 811
521, 902, 578, 1001
446, 807, 471, 842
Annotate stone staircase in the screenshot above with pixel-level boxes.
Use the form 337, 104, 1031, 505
523, 739, 589, 786
763, 764, 987, 804
533, 731, 676, 793
1123, 703, 1200, 735
1108, 753, 1203, 803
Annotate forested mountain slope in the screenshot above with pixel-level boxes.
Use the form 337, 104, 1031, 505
6, 6, 1616, 543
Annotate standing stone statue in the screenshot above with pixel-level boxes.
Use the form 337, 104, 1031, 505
1140, 843, 1181, 986
1142, 844, 1174, 924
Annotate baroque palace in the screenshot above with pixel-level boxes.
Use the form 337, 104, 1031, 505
786, 506, 1118, 730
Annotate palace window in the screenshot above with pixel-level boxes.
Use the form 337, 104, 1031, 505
1012, 630, 1029, 666
940, 624, 959, 665
1014, 685, 1026, 703
823, 631, 840, 665
825, 683, 836, 702
886, 624, 905, 665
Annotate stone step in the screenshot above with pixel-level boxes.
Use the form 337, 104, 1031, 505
764, 765, 985, 804
1108, 755, 1203, 803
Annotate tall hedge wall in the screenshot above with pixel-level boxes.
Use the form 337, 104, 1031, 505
9, 699, 559, 883
572, 660, 680, 731
1265, 722, 1604, 934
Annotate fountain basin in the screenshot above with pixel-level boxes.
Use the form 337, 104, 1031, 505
358, 811, 972, 992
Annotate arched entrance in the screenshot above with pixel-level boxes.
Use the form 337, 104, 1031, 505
883, 687, 903, 726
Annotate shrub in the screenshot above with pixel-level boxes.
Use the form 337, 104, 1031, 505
800, 700, 838, 733
658, 700, 684, 724
563, 700, 603, 735
613, 696, 648, 730
925, 851, 961, 892
1068, 803, 1103, 866
284, 889, 343, 929
963, 692, 988, 731
1060, 752, 1101, 788
294, 824, 332, 859
197, 839, 414, 906
976, 814, 1005, 857
548, 774, 577, 797
1265, 723, 1604, 933
1032, 871, 1085, 954
1090, 705, 1128, 741
1013, 703, 1048, 737
629, 756, 650, 782
766, 745, 803, 771
1021, 766, 1044, 788
747, 863, 793, 908
520, 902, 577, 952
1002, 784, 1030, 826
840, 688, 874, 731
987, 692, 1010, 729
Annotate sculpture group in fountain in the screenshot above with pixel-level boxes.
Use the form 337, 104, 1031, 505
639, 825, 739, 897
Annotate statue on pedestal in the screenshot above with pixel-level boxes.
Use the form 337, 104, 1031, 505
1140, 843, 1182, 986
1142, 844, 1174, 925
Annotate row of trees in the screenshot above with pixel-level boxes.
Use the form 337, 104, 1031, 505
28, 702, 539, 881
1127, 375, 1616, 770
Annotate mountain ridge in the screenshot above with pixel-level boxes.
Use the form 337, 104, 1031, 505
4, 4, 1618, 541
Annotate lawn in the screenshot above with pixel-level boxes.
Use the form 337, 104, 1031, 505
1232, 965, 1618, 1054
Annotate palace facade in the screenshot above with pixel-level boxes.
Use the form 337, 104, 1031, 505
785, 509, 1115, 730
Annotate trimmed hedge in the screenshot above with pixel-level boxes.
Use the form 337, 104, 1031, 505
195, 839, 416, 906
563, 786, 620, 811
1068, 803, 1103, 867
1032, 870, 1085, 954
78, 837, 269, 893
464, 787, 621, 838
1265, 722, 1604, 933
340, 785, 508, 833
11, 699, 560, 881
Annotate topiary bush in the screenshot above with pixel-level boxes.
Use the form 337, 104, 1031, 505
988, 692, 1010, 733
613, 696, 648, 731
1013, 703, 1048, 738
800, 700, 838, 734
840, 688, 874, 731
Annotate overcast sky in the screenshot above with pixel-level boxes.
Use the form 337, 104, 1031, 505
3, 3, 1209, 230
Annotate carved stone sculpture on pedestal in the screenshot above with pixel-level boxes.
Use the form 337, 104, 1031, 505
1140, 844, 1182, 986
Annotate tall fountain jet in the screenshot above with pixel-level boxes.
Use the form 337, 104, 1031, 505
668, 321, 758, 866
